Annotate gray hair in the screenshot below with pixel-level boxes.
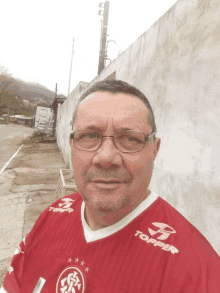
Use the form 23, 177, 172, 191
72, 79, 157, 136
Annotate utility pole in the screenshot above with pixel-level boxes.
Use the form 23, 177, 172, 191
55, 83, 57, 99
7, 96, 11, 125
68, 38, 75, 97
52, 83, 58, 137
98, 1, 110, 74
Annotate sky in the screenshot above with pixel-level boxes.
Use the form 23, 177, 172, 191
0, 0, 178, 97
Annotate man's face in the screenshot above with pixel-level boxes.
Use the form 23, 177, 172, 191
70, 92, 160, 215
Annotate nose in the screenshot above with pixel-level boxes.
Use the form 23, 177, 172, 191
92, 136, 122, 169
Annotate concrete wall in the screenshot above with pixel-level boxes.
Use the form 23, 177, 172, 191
56, 82, 88, 168
57, 0, 220, 254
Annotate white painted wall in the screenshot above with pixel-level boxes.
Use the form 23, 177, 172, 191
57, 0, 220, 254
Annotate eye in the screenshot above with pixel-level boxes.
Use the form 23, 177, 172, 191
121, 135, 142, 144
127, 136, 141, 143
80, 132, 100, 139
117, 134, 143, 145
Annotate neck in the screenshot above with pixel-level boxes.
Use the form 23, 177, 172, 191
84, 190, 150, 231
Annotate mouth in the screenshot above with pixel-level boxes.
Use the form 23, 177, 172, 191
93, 180, 121, 183
91, 180, 122, 189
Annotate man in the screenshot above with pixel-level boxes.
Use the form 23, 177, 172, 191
1, 80, 219, 292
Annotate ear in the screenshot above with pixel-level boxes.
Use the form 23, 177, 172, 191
153, 137, 161, 161
70, 138, 74, 149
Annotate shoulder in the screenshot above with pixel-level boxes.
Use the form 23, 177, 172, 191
33, 191, 82, 220
138, 193, 219, 259
37, 191, 83, 223
156, 196, 217, 249
136, 193, 220, 290
25, 192, 83, 245
48, 192, 82, 214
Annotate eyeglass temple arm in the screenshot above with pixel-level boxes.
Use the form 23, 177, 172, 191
146, 132, 156, 141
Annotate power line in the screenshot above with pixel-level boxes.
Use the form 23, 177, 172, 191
68, 38, 75, 97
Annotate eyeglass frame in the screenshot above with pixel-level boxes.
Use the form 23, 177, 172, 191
70, 129, 156, 153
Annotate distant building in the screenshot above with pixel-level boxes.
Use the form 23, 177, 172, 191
0, 114, 34, 126
30, 101, 37, 108
35, 106, 54, 134
14, 115, 35, 126
50, 95, 66, 136
23, 99, 30, 107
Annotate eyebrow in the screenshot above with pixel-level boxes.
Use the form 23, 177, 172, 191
84, 125, 102, 130
119, 127, 134, 131
83, 125, 135, 131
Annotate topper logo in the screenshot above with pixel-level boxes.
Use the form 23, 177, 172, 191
135, 230, 179, 254
49, 198, 75, 213
148, 222, 176, 240
58, 198, 75, 209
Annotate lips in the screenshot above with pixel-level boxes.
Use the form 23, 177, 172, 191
93, 180, 121, 183
91, 180, 122, 189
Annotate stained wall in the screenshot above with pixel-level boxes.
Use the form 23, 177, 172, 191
57, 0, 220, 254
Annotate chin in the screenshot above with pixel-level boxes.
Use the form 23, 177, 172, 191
80, 184, 132, 212
86, 195, 131, 215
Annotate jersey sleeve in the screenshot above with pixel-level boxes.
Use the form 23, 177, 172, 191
178, 229, 220, 292
205, 252, 220, 292
192, 231, 220, 292
1, 235, 28, 293
0, 204, 51, 293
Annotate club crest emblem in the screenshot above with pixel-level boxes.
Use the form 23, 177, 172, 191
56, 266, 85, 293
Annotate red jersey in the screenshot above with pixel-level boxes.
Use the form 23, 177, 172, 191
1, 191, 220, 292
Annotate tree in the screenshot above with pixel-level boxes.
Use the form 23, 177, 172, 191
0, 65, 13, 94
0, 65, 14, 123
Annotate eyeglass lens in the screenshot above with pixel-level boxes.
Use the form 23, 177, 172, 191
73, 130, 146, 152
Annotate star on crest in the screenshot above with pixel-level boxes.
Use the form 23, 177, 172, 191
68, 258, 72, 263
80, 260, 85, 266
85, 267, 90, 272
75, 257, 79, 263
8, 267, 14, 274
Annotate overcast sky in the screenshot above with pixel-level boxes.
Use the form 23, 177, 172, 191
0, 0, 178, 96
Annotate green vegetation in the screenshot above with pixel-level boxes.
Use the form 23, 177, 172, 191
0, 69, 35, 116
0, 66, 65, 117
0, 91, 35, 116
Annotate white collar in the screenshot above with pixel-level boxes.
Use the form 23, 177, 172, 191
81, 191, 159, 243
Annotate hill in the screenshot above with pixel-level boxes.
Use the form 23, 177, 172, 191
0, 75, 66, 116
0, 75, 66, 104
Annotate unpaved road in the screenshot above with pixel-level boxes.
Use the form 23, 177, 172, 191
0, 141, 68, 285
0, 124, 34, 171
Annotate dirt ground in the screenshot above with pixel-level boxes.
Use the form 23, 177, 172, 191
0, 124, 35, 171
0, 138, 78, 285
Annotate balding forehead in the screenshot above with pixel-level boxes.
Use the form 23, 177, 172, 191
79, 93, 96, 106
74, 92, 151, 132
78, 92, 148, 114
78, 91, 147, 108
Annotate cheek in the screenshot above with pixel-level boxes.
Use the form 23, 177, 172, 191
126, 154, 153, 174
71, 152, 93, 180
129, 158, 154, 191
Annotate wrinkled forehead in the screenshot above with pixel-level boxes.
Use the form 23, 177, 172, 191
75, 92, 151, 131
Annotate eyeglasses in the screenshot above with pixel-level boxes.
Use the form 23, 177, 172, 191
70, 130, 156, 153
